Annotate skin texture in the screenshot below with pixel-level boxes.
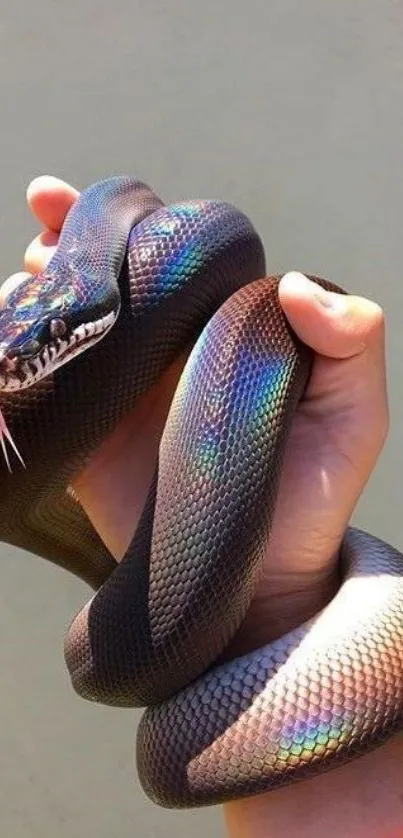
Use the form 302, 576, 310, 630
3, 174, 402, 835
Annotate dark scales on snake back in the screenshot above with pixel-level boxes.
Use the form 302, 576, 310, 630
0, 176, 401, 807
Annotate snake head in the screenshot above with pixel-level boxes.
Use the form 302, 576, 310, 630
0, 266, 120, 392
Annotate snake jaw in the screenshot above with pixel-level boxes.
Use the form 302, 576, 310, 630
0, 309, 118, 470
0, 309, 118, 393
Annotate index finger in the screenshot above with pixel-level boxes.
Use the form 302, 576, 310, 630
26, 175, 80, 233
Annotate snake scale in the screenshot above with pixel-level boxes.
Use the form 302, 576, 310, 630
0, 176, 401, 808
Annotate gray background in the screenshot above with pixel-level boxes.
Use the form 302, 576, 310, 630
0, 1, 402, 835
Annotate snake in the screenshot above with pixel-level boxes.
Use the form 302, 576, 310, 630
0, 176, 401, 809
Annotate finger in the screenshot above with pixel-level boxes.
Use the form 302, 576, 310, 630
24, 230, 59, 274
279, 272, 384, 361
0, 272, 31, 309
26, 175, 79, 233
279, 271, 386, 411
279, 271, 388, 470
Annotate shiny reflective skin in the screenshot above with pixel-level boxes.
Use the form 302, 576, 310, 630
0, 178, 402, 808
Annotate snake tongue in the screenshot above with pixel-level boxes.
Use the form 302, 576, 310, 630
0, 408, 25, 472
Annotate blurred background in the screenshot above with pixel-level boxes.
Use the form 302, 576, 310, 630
0, 1, 402, 835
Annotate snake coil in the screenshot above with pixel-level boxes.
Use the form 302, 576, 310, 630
0, 177, 401, 808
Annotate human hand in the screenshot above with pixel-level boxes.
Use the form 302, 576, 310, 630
4, 175, 402, 837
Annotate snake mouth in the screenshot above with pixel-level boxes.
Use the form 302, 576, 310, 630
0, 310, 117, 392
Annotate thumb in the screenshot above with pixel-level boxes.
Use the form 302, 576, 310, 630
279, 272, 389, 475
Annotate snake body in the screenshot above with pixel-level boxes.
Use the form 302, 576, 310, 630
0, 177, 402, 808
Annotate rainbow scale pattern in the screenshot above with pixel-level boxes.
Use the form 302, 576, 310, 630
0, 176, 401, 810
137, 530, 403, 806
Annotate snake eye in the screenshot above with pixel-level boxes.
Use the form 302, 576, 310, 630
18, 338, 41, 359
50, 318, 67, 339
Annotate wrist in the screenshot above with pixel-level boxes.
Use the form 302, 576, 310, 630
223, 733, 403, 838
224, 560, 339, 659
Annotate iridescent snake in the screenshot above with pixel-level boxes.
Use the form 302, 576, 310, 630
0, 177, 401, 808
